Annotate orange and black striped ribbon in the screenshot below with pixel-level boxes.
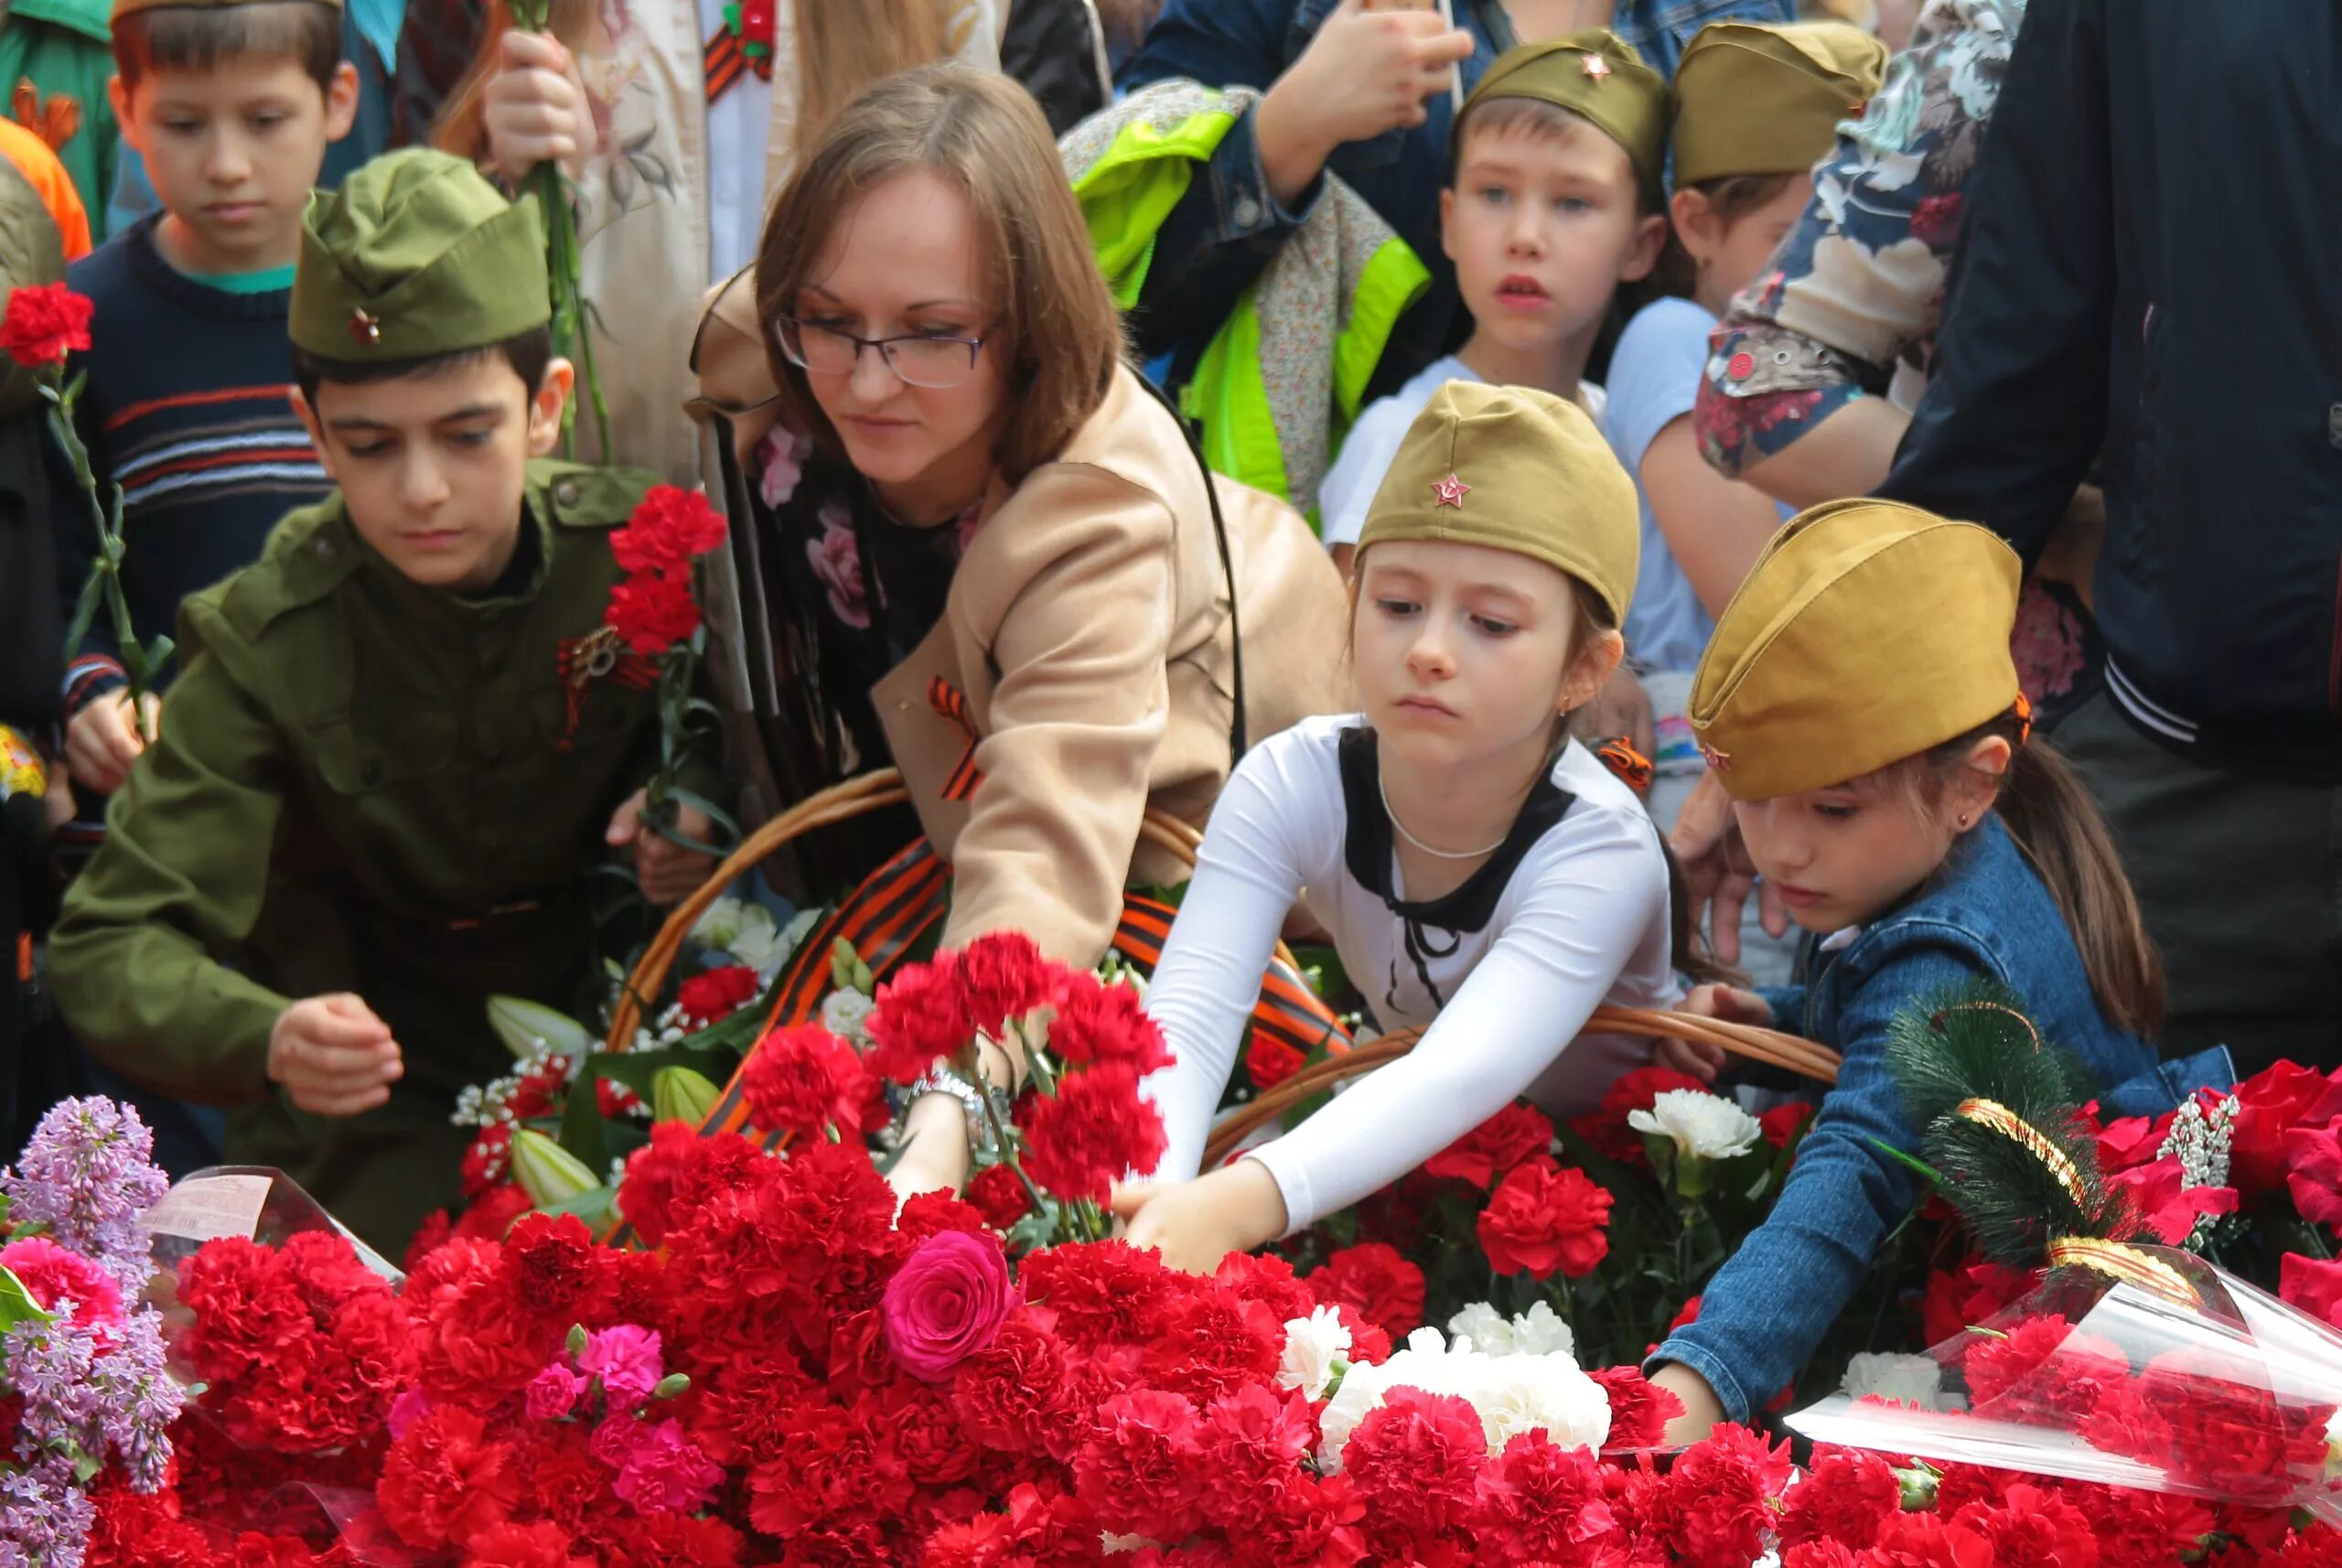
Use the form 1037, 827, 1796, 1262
928, 677, 984, 801
1595, 736, 1655, 796
704, 27, 772, 105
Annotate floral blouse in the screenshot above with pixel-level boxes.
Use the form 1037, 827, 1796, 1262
753, 427, 983, 783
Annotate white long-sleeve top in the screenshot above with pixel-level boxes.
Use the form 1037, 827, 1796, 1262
1141, 714, 1680, 1231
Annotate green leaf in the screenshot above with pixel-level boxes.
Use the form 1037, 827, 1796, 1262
61, 569, 104, 660
553, 1089, 609, 1181
1864, 1136, 1947, 1188
0, 1267, 55, 1332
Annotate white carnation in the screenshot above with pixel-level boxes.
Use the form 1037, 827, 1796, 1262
1278, 1305, 1353, 1402
1447, 1302, 1512, 1356
1469, 1354, 1611, 1455
1628, 1089, 1762, 1160
821, 988, 877, 1047
1842, 1352, 1950, 1412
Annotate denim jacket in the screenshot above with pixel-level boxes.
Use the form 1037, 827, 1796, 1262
1114, 0, 1792, 399
1649, 815, 2234, 1423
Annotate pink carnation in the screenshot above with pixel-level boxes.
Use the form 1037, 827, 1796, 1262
0, 1237, 124, 1332
577, 1324, 664, 1409
603, 1416, 722, 1515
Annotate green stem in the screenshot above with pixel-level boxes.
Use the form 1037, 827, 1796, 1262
46, 381, 158, 715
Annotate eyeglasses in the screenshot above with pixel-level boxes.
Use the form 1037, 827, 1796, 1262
772, 315, 989, 390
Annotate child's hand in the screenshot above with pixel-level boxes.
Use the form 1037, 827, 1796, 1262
64, 692, 159, 795
606, 789, 716, 906
1671, 771, 1789, 962
1254, 0, 1474, 202
1649, 1362, 1727, 1447
482, 29, 593, 182
268, 993, 403, 1116
1111, 1160, 1289, 1276
1657, 983, 1775, 1081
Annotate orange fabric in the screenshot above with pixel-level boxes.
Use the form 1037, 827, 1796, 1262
0, 118, 91, 261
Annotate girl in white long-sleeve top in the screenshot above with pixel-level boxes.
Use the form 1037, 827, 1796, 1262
1113, 379, 1699, 1273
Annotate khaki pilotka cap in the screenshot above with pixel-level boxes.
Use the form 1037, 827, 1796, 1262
1671, 21, 1886, 186
1463, 29, 1670, 209
290, 147, 550, 361
1687, 499, 2024, 801
1356, 380, 1640, 626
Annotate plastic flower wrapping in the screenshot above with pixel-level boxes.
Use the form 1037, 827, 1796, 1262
1791, 1240, 2342, 1522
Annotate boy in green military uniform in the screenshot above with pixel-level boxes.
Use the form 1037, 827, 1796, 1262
48, 147, 721, 1252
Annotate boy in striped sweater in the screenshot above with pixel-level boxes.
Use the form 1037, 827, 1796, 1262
55, 0, 358, 827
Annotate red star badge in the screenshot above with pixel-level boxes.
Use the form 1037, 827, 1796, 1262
348, 308, 382, 348
1432, 473, 1469, 509
1581, 52, 1611, 81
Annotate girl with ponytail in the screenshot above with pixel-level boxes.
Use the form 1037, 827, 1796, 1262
1644, 499, 2234, 1444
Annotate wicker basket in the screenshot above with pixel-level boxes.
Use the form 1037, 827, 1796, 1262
605, 766, 1841, 1167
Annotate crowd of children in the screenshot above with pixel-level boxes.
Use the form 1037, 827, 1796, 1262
0, 0, 2273, 1449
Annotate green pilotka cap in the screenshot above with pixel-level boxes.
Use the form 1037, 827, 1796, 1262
1671, 21, 1887, 186
291, 147, 549, 361
113, 0, 340, 19
1358, 380, 1641, 625
1463, 29, 1670, 207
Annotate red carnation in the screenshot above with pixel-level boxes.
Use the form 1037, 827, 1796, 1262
1955, 1482, 2100, 1568
1589, 1366, 1682, 1453
1783, 1543, 1864, 1568
1471, 1431, 1618, 1562
615, 1121, 764, 1246
1664, 1423, 1794, 1568
1142, 1284, 1283, 1406
606, 568, 701, 655
740, 1023, 881, 1139
675, 964, 759, 1026
1341, 1387, 1487, 1546
964, 1161, 1033, 1230
1193, 1383, 1316, 1532
2283, 1252, 2342, 1329
951, 1313, 1080, 1456
1425, 1101, 1554, 1189
1247, 1034, 1305, 1091
1759, 1101, 1812, 1150
377, 1405, 523, 1551
1017, 1237, 1172, 1347
1778, 1445, 1899, 1551
1477, 1156, 1612, 1280
865, 951, 970, 1085
1073, 1390, 1205, 1542
1307, 1243, 1424, 1345
2284, 1117, 2342, 1229
462, 1520, 591, 1568
1047, 971, 1174, 1074
955, 930, 1058, 1035
1213, 1250, 1316, 1326
610, 484, 727, 575
1868, 1510, 1998, 1568
1018, 1059, 1166, 1206
0, 282, 93, 368
504, 1212, 608, 1325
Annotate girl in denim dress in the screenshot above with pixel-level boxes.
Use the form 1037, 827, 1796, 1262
1642, 499, 2231, 1442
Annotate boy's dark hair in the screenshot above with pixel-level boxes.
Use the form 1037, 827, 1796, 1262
291, 327, 556, 408
113, 0, 343, 94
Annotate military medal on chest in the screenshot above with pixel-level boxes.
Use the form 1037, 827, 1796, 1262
553, 623, 659, 749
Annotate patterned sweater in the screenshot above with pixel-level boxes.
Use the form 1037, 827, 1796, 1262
58, 214, 329, 721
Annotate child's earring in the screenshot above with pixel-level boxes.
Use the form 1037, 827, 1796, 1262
1957, 812, 1973, 829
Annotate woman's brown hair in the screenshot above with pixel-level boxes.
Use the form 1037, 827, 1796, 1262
754, 63, 1124, 483
1916, 709, 2166, 1037
433, 0, 955, 176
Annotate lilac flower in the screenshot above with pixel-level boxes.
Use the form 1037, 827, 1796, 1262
0, 1099, 168, 1296
0, 1456, 93, 1568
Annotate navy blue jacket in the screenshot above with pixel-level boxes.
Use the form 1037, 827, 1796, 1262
1880, 0, 2342, 778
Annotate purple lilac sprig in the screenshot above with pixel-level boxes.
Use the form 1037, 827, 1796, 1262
0, 1456, 95, 1568
0, 1308, 177, 1566
0, 1100, 168, 1297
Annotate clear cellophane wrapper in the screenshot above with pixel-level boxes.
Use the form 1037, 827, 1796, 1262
1789, 1240, 2342, 1524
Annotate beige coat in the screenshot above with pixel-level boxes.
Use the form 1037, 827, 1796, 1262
565, 0, 1000, 485
691, 274, 1353, 963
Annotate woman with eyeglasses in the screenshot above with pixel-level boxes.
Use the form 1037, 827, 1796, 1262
690, 63, 1353, 1200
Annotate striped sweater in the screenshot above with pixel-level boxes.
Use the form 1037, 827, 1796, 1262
58, 214, 330, 721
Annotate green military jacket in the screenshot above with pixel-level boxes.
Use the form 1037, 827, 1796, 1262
48, 459, 722, 1251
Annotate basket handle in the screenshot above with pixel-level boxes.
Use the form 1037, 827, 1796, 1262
606, 769, 1241, 1051
1198, 1004, 1839, 1170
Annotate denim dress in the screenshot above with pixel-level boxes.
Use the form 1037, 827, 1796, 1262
1649, 814, 2235, 1423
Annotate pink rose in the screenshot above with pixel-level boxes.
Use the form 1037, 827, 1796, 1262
577, 1324, 664, 1409
807, 502, 869, 629
757, 426, 813, 509
882, 1229, 1016, 1383
0, 1237, 123, 1332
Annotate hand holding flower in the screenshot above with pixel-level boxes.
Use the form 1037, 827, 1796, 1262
1110, 1159, 1289, 1276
